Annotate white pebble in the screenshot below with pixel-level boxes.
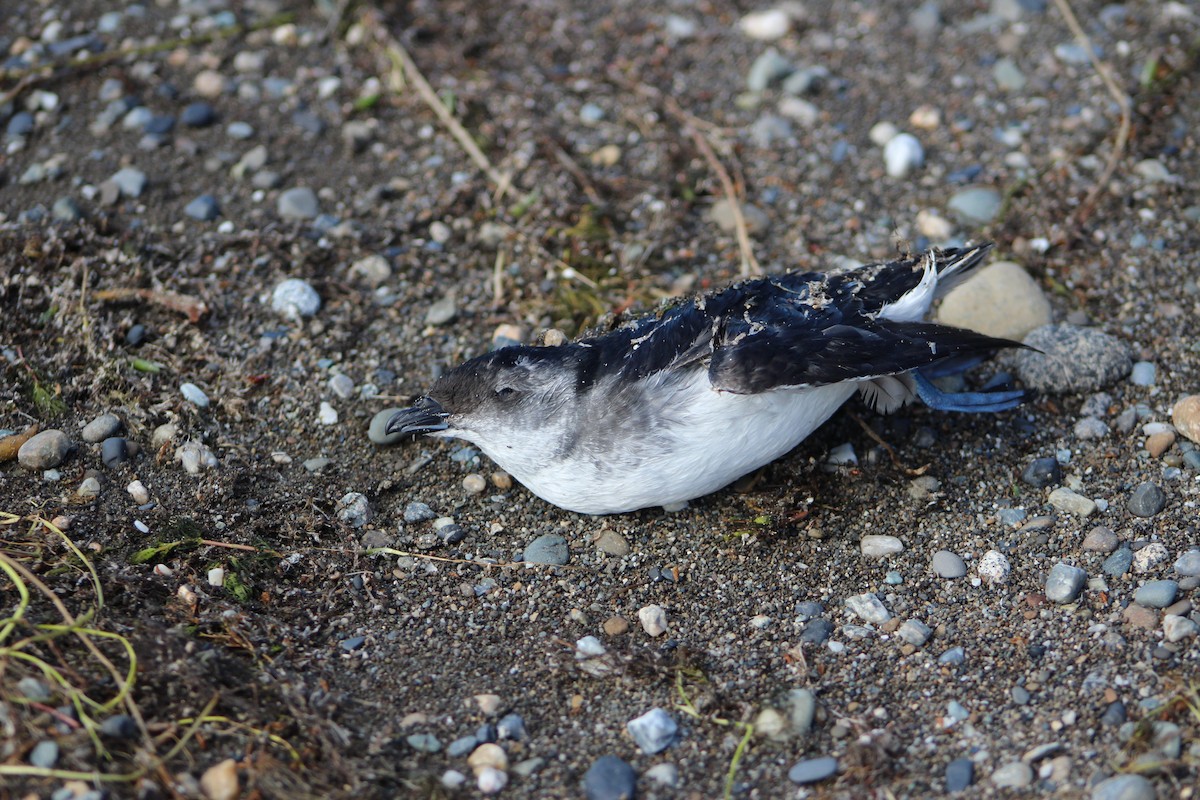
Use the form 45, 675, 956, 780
271, 278, 321, 319
77, 477, 101, 498
154, 563, 173, 577
127, 480, 150, 504
463, 474, 487, 494
739, 8, 791, 40
638, 604, 669, 637
861, 535, 905, 558
180, 382, 210, 408
475, 766, 507, 794
133, 519, 150, 533
207, 567, 226, 587
977, 550, 1011, 583
1133, 542, 1169, 573
317, 401, 339, 425
869, 121, 899, 146
915, 208, 954, 239
884, 133, 924, 178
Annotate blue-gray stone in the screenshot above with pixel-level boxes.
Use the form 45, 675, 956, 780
939, 646, 966, 665
184, 194, 220, 221
446, 735, 477, 757
52, 197, 82, 222
1090, 774, 1156, 800
278, 186, 320, 219
406, 732, 441, 753
932, 550, 967, 578
579, 103, 604, 124
583, 755, 637, 800
1045, 563, 1087, 603
227, 121, 254, 139
340, 635, 365, 651
101, 437, 128, 467
180, 382, 210, 408
1174, 549, 1200, 577
497, 712, 526, 740
795, 601, 824, 619
945, 757, 974, 792
48, 35, 102, 58
1014, 325, 1132, 393
1133, 580, 1178, 609
475, 722, 497, 743
181, 101, 217, 127
7, 111, 34, 138
627, 707, 677, 754
17, 676, 50, 701
1127, 482, 1165, 517
29, 740, 59, 769
144, 114, 175, 135
1054, 43, 1093, 64
1100, 700, 1126, 726
1183, 450, 1200, 471
82, 413, 122, 442
111, 167, 147, 198
947, 187, 1002, 225
292, 109, 326, 134
524, 533, 569, 565
99, 714, 138, 739
1011, 685, 1031, 705
801, 618, 833, 644
403, 502, 437, 523
747, 47, 792, 92
787, 756, 838, 785
1129, 361, 1155, 386
1102, 547, 1133, 577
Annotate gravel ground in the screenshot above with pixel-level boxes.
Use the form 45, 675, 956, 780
1, 1, 1198, 798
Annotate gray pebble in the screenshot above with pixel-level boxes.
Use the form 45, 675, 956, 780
271, 278, 321, 318
1014, 324, 1132, 393
524, 533, 569, 565
111, 167, 148, 198
1083, 526, 1119, 553
1129, 361, 1156, 386
447, 735, 477, 757
787, 756, 838, 785
29, 740, 59, 769
786, 688, 816, 735
993, 57, 1026, 91
184, 194, 220, 221
939, 646, 965, 665
1011, 685, 1031, 705
226, 121, 254, 139
335, 492, 372, 528
747, 47, 792, 91
7, 110, 35, 138
1100, 700, 1127, 726
406, 733, 441, 753
1174, 549, 1200, 577
82, 413, 122, 442
497, 712, 526, 741
1021, 457, 1062, 488
947, 187, 1002, 224
1102, 547, 1133, 577
340, 635, 365, 651
1045, 563, 1087, 603
583, 755, 637, 800
52, 196, 82, 222
403, 502, 437, 522
932, 550, 967, 578
1133, 580, 1177, 609
101, 437, 129, 468
1090, 774, 1156, 800
329, 373, 355, 399
801, 618, 833, 644
990, 761, 1033, 788
782, 65, 830, 95
898, 619, 932, 646
17, 429, 73, 470
17, 676, 51, 701
627, 708, 677, 754
1127, 482, 1166, 517
908, 2, 942, 37
278, 187, 320, 219
845, 592, 890, 624
945, 757, 973, 791
1049, 487, 1096, 517
369, 408, 407, 445
425, 293, 458, 326
181, 101, 217, 127
795, 601, 824, 619
99, 714, 138, 739
1054, 42, 1092, 64
180, 382, 210, 408
1074, 416, 1110, 440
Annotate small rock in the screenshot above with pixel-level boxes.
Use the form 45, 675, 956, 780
368, 408, 406, 445
184, 194, 220, 221
1074, 416, 1110, 440
939, 646, 966, 665
404, 502, 437, 522
916, 208, 954, 239
1171, 395, 1200, 443
180, 382, 210, 408
747, 47, 792, 91
710, 199, 769, 234
602, 616, 629, 636
993, 57, 1027, 91
335, 492, 372, 528
977, 550, 1011, 583
1127, 482, 1166, 517
845, 592, 891, 625
476, 766, 507, 793
1129, 361, 1156, 386
28, 740, 59, 769
739, 8, 791, 40
595, 530, 630, 556
18, 429, 72, 470
127, 480, 150, 504
1045, 563, 1087, 603
101, 437, 129, 468
947, 187, 1002, 225
1163, 614, 1199, 642
99, 714, 138, 739
644, 763, 679, 787
317, 401, 339, 425
932, 550, 967, 578
181, 101, 217, 127
175, 441, 219, 474
788, 756, 838, 785
524, 533, 569, 565
77, 476, 101, 498
1103, 547, 1134, 577
271, 278, 321, 318
82, 413, 122, 442
200, 759, 239, 800
898, 619, 932, 646
1021, 457, 1063, 488
583, 755, 636, 800
1145, 431, 1175, 458
111, 167, 148, 197
278, 187, 320, 219
945, 757, 973, 791
463, 474, 486, 494
1049, 487, 1096, 517
869, 121, 899, 146
425, 293, 458, 326
1014, 324, 1132, 393
1090, 774, 1156, 800
1174, 549, 1200, 577
884, 133, 924, 178
1132, 542, 1168, 573
937, 261, 1052, 341
349, 254, 392, 286
638, 604, 668, 636
627, 708, 677, 754
861, 535, 904, 558
991, 761, 1034, 788
1134, 580, 1177, 609
1082, 527, 1119, 553
467, 742, 508, 771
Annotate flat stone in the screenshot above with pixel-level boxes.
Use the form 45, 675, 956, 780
1102, 547, 1134, 576
627, 707, 677, 754
1014, 324, 1132, 393
936, 261, 1052, 341
710, 199, 770, 234
524, 533, 569, 565
846, 592, 891, 624
1174, 549, 1200, 577
111, 167, 147, 197
990, 761, 1033, 788
594, 530, 630, 556
1127, 482, 1166, 517
583, 755, 636, 800
861, 534, 904, 558
184, 194, 220, 221
1133, 580, 1177, 608
278, 187, 320, 219
1049, 487, 1095, 517
1021, 456, 1062, 488
1090, 774, 1156, 800
788, 756, 838, 785
82, 413, 122, 442
947, 187, 1002, 225
898, 619, 932, 646
28, 740, 59, 769
1082, 526, 1119, 554
1045, 563, 1087, 603
18, 429, 72, 470
945, 757, 974, 791
1121, 603, 1157, 630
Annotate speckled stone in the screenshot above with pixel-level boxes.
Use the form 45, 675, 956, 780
1014, 324, 1132, 393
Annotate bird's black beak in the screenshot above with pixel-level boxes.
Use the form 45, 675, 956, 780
385, 397, 450, 436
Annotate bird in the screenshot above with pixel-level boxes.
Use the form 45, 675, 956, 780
386, 243, 1026, 515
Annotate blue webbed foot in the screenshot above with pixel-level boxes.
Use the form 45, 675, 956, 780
913, 371, 1025, 413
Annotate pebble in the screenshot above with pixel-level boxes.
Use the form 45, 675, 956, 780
18, 429, 72, 470
317, 401, 338, 425
990, 761, 1033, 788
29, 739, 59, 768
180, 382, 210, 408
932, 550, 967, 578
1127, 482, 1165, 517
916, 208, 954, 239
869, 121, 899, 146
583, 755, 636, 800
1048, 487, 1095, 517
1074, 416, 1110, 440
476, 766, 507, 793
127, 480, 150, 504
199, 759, 239, 800
1014, 324, 1131, 393
463, 474, 486, 494
1083, 527, 1119, 553
403, 502, 437, 522
993, 57, 1027, 91
1100, 701, 1127, 727
884, 133, 924, 178
1045, 563, 1087, 603
861, 534, 904, 558
594, 530, 630, 557
602, 616, 629, 636
335, 492, 372, 528
1021, 457, 1062, 488
1054, 42, 1092, 65
898, 619, 932, 646
52, 197, 82, 222
627, 708, 677, 754
447, 735, 477, 757
802, 620, 832, 644
947, 187, 1002, 225
226, 121, 254, 139
1174, 549, 1200, 577
945, 757, 973, 791
1145, 431, 1175, 458
101, 437, 128, 467
1090, 774, 1156, 800
1171, 395, 1200, 443
638, 604, 668, 637
277, 187, 320, 219
99, 714, 138, 739
524, 533, 569, 565
845, 592, 891, 625
710, 199, 770, 234
938, 261, 1052, 341
1163, 615, 1199, 642
111, 167, 148, 197
1132, 542, 1168, 573
271, 278, 321, 318
739, 8, 791, 40
752, 113, 792, 146
184, 194, 220, 221
77, 476, 101, 498
82, 413, 122, 442
181, 101, 217, 127
747, 47, 792, 91
1129, 361, 1156, 386
1133, 580, 1177, 608
194, 70, 226, 97
368, 408, 406, 445
175, 441, 219, 474
425, 293, 458, 326
977, 550, 1012, 583
1102, 548, 1133, 577
909, 1, 942, 36
787, 756, 838, 785
467, 742, 508, 771
782, 65, 829, 95
644, 763, 679, 787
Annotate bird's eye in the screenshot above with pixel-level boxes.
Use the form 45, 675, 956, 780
495, 387, 517, 400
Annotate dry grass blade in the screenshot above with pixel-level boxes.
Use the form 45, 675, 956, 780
92, 287, 210, 323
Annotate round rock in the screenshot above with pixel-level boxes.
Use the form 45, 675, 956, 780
82, 413, 122, 442
368, 408, 406, 445
1133, 580, 1177, 609
1171, 395, 1200, 444
523, 533, 569, 565
17, 429, 72, 470
977, 550, 1012, 583
1083, 526, 1119, 553
278, 186, 320, 219
788, 756, 838, 785
1127, 482, 1166, 517
936, 261, 1052, 341
990, 761, 1033, 788
1021, 456, 1062, 488
861, 534, 904, 558
271, 278, 321, 318
947, 187, 1002, 225
583, 755, 636, 800
1013, 324, 1132, 393
627, 707, 677, 754
1090, 774, 1156, 800
932, 550, 967, 578
101, 437, 129, 468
